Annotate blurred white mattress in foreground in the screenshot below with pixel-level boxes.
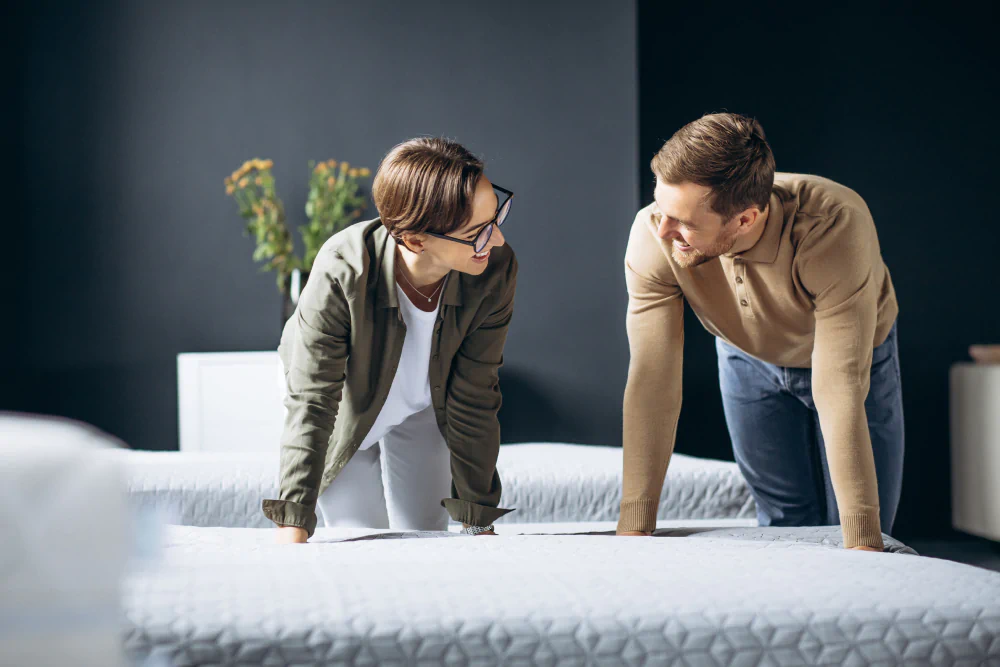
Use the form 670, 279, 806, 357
0, 413, 130, 667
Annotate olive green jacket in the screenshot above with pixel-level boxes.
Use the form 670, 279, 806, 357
261, 219, 517, 537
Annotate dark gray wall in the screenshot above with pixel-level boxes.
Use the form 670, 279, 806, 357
638, 2, 1000, 539
9, 1, 638, 450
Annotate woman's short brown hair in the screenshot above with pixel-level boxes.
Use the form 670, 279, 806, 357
651, 113, 775, 219
372, 137, 484, 239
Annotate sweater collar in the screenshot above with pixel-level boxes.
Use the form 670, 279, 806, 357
728, 191, 783, 264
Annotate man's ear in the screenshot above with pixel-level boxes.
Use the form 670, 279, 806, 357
736, 206, 764, 231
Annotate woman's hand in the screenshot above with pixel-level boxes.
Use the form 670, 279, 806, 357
275, 526, 309, 544
462, 524, 496, 536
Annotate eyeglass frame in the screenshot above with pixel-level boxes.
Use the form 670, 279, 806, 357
421, 184, 513, 253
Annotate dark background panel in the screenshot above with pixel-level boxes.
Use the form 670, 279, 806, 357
9, 0, 997, 540
9, 0, 638, 450
638, 2, 1000, 538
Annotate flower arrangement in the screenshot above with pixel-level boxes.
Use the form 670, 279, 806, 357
302, 160, 371, 271
224, 158, 372, 293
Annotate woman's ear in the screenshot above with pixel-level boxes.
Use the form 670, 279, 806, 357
398, 232, 427, 255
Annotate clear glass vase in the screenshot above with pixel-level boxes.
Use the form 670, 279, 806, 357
281, 268, 309, 329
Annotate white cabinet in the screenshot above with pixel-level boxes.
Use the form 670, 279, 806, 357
177, 352, 284, 452
950, 363, 1000, 541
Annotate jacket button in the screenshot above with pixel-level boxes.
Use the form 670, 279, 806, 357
434, 386, 441, 391
740, 299, 749, 307
735, 276, 744, 284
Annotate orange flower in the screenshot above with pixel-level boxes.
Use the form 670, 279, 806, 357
326, 159, 337, 168
340, 162, 350, 172
259, 159, 273, 170
326, 176, 335, 188
315, 163, 328, 174
225, 184, 235, 195
348, 168, 359, 178
358, 167, 371, 177
255, 177, 263, 185
238, 177, 249, 188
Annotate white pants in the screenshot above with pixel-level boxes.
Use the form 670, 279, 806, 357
278, 361, 452, 531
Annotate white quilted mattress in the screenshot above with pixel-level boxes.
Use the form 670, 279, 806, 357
122, 524, 1000, 666
109, 444, 756, 527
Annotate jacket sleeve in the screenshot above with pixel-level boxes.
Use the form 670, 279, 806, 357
262, 257, 351, 538
440, 253, 518, 527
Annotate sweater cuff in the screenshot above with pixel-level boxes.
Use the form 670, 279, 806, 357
840, 511, 884, 550
618, 498, 658, 533
262, 499, 319, 539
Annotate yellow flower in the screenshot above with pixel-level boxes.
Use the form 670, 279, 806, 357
225, 184, 235, 195
238, 177, 249, 188
348, 168, 359, 178
315, 163, 328, 174
241, 160, 252, 172
326, 176, 335, 188
255, 177, 263, 186
326, 159, 337, 168
340, 162, 350, 172
260, 159, 273, 170
358, 167, 371, 177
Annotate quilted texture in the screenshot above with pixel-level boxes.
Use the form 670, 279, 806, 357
122, 524, 1000, 666
105, 444, 756, 528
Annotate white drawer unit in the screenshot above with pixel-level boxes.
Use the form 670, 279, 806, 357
950, 363, 1000, 541
177, 352, 284, 452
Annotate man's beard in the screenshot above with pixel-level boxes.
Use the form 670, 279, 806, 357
670, 225, 739, 268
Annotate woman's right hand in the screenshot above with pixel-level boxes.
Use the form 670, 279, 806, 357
275, 526, 309, 544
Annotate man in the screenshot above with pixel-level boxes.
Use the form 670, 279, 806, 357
618, 113, 902, 551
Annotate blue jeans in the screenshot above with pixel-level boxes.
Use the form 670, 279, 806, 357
716, 322, 904, 534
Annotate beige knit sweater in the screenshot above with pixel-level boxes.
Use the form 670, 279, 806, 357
619, 173, 898, 549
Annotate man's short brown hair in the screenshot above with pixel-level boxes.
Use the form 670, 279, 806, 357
651, 113, 775, 219
372, 137, 484, 239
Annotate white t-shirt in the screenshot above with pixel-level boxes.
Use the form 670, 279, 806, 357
358, 284, 441, 450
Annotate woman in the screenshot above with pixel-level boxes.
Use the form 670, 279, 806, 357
262, 138, 517, 543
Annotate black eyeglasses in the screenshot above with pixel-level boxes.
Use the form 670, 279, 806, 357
424, 184, 513, 253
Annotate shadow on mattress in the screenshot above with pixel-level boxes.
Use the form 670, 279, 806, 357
317, 525, 919, 555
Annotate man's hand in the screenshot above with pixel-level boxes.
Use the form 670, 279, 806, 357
849, 545, 882, 552
275, 526, 308, 544
617, 530, 652, 537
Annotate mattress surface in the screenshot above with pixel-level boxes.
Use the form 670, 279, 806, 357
109, 444, 756, 527
122, 524, 1000, 666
